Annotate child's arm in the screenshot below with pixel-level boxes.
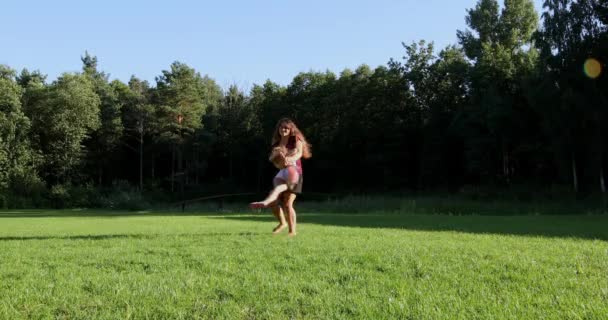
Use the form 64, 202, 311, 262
269, 147, 284, 161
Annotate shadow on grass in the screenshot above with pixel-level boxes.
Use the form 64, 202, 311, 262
0, 234, 144, 241
0, 232, 263, 242
1, 209, 606, 241
216, 213, 608, 241
0, 209, 223, 218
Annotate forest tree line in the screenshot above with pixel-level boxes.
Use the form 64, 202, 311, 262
0, 0, 607, 208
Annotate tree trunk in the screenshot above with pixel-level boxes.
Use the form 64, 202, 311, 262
601, 157, 606, 193
229, 152, 233, 179
171, 145, 175, 193
572, 152, 578, 193
256, 158, 262, 192
151, 153, 155, 179
502, 142, 509, 183
186, 159, 189, 185
195, 144, 199, 185
177, 145, 183, 172
178, 144, 184, 203
139, 130, 143, 192
151, 152, 155, 179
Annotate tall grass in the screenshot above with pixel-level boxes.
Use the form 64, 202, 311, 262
175, 195, 608, 216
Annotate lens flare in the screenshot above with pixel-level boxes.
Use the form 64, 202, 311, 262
583, 58, 602, 79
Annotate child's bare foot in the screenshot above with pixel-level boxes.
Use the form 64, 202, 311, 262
272, 224, 287, 234
287, 232, 297, 237
249, 202, 266, 210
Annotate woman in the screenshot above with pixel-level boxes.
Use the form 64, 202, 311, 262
250, 118, 312, 236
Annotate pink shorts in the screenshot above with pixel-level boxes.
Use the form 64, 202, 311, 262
274, 167, 303, 194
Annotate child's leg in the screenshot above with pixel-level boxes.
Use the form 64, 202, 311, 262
260, 184, 288, 206
258, 167, 299, 206
249, 177, 289, 208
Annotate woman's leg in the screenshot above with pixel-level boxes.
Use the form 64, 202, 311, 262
283, 192, 297, 236
270, 194, 287, 234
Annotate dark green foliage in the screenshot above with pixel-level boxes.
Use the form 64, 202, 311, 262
0, 1, 606, 208
0, 65, 41, 207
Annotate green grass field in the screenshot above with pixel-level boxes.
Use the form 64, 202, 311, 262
0, 209, 607, 319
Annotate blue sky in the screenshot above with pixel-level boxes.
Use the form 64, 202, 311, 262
2, 0, 545, 90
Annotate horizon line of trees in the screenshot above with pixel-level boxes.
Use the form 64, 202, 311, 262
0, 0, 607, 208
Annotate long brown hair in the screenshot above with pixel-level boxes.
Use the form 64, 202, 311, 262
271, 118, 312, 159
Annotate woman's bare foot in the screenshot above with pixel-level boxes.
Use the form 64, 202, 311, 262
287, 232, 297, 237
272, 224, 287, 234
